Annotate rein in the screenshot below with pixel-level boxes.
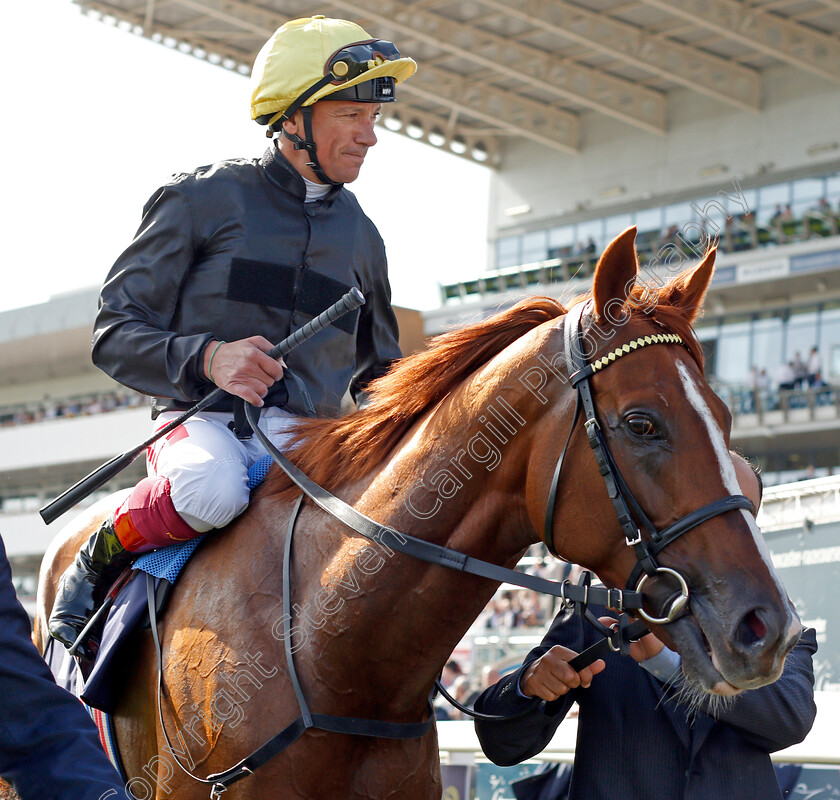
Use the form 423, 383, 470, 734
145, 302, 753, 795
146, 416, 643, 797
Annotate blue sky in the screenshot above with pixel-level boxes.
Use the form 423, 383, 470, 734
2, 0, 491, 312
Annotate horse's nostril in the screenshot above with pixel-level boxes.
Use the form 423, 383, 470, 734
747, 610, 767, 641
736, 609, 768, 647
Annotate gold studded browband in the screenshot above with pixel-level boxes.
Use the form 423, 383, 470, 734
573, 332, 684, 382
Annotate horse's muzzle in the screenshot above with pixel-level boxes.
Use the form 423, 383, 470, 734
671, 597, 802, 693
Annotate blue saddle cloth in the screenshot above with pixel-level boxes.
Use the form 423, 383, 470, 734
79, 455, 274, 712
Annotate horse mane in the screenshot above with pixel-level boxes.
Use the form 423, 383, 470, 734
262, 282, 705, 499
262, 297, 566, 499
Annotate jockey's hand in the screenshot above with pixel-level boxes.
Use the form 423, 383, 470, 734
204, 337, 286, 406
597, 615, 664, 664
519, 645, 606, 701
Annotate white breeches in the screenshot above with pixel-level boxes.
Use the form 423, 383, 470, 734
146, 407, 299, 532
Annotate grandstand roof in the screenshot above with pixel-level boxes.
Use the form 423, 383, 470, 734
73, 0, 840, 166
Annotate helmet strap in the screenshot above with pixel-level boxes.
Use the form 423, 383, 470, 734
282, 106, 342, 187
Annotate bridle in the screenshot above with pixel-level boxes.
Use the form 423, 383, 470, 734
147, 300, 755, 795
544, 300, 754, 625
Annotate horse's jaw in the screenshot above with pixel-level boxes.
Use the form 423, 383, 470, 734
665, 616, 743, 695
663, 600, 802, 695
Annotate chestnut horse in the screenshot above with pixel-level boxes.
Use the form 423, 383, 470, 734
35, 227, 800, 799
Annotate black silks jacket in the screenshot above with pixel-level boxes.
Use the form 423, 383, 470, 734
92, 143, 401, 418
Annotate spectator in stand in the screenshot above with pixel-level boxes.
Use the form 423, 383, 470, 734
519, 590, 547, 628
487, 593, 521, 630
465, 666, 503, 710
0, 389, 148, 430
744, 365, 760, 413
442, 675, 474, 721
441, 659, 463, 689
807, 346, 822, 387
756, 368, 770, 392
776, 361, 796, 392
792, 352, 807, 388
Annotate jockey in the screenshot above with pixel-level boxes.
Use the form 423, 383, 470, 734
49, 16, 417, 658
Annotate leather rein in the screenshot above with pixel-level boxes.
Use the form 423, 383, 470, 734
149, 302, 753, 796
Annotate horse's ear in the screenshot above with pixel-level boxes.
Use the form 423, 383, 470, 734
662, 247, 716, 323
592, 227, 638, 321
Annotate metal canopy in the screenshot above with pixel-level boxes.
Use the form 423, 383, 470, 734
73, 0, 840, 166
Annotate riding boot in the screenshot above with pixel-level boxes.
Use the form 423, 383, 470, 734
48, 516, 135, 660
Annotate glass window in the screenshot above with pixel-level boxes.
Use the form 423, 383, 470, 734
751, 316, 784, 383
791, 198, 813, 219
496, 236, 521, 269
820, 306, 840, 379
664, 201, 694, 230
548, 225, 575, 262
689, 197, 731, 238
735, 188, 758, 218
758, 183, 791, 207
785, 307, 819, 375
756, 183, 791, 223
792, 177, 824, 203
605, 213, 633, 239
792, 178, 827, 218
825, 173, 840, 207
715, 319, 752, 384
548, 225, 574, 249
695, 323, 720, 377
521, 229, 548, 264
695, 324, 719, 342
575, 219, 604, 252
634, 206, 663, 235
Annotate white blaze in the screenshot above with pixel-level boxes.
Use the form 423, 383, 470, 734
675, 361, 791, 607
676, 361, 739, 494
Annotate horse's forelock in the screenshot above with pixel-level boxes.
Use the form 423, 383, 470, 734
622, 276, 706, 371
644, 300, 705, 371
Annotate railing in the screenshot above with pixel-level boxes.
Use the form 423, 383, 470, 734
443, 208, 840, 303
438, 692, 840, 798
439, 691, 840, 765
716, 383, 840, 427
758, 473, 840, 532
0, 388, 146, 428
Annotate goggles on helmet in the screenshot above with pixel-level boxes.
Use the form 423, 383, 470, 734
326, 39, 402, 83
278, 38, 402, 125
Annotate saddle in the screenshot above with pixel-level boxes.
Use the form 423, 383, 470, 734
46, 456, 275, 715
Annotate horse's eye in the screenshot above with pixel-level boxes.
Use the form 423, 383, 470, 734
625, 413, 658, 438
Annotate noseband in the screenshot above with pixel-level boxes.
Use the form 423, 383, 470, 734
543, 301, 754, 625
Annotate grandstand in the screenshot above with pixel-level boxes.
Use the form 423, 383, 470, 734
428, 167, 840, 487
0, 290, 423, 615
5, 1, 840, 789
57, 2, 840, 487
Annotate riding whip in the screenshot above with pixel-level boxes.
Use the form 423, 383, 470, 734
39, 287, 365, 525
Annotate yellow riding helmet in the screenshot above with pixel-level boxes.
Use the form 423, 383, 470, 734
250, 16, 417, 131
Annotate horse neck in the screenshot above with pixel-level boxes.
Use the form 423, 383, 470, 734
312, 331, 569, 704
383, 343, 560, 556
